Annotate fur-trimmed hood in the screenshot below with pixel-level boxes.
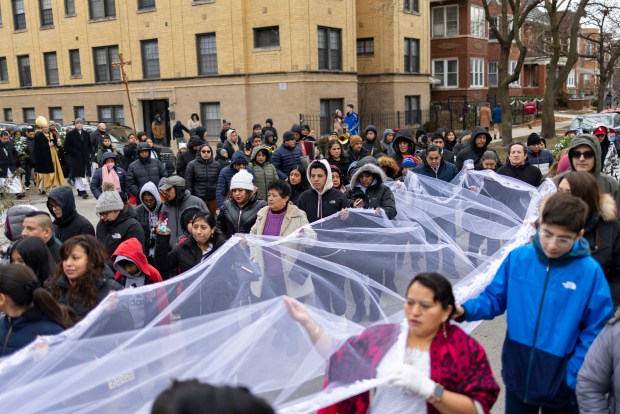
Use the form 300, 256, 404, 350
350, 162, 387, 188
599, 193, 617, 221
377, 156, 400, 179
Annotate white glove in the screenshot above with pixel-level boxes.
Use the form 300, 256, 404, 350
387, 365, 436, 398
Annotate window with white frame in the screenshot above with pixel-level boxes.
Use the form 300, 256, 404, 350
470, 6, 485, 37
200, 102, 221, 137
432, 59, 458, 87
567, 70, 575, 88
432, 6, 458, 37
488, 61, 498, 87
470, 58, 484, 87
508, 60, 519, 86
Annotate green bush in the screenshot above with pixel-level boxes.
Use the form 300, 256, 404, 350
591, 99, 598, 109
556, 91, 569, 108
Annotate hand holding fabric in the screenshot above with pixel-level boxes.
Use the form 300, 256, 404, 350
387, 364, 436, 398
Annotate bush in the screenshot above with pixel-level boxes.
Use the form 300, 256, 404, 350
591, 99, 598, 109
556, 91, 569, 108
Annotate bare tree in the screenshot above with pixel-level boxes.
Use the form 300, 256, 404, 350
580, 0, 620, 112
539, 0, 589, 139
482, 0, 543, 146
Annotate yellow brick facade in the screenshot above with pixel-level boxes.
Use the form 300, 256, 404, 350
0, 0, 430, 136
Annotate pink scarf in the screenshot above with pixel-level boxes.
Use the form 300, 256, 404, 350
102, 165, 122, 192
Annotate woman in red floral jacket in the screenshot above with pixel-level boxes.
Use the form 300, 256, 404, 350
285, 272, 499, 414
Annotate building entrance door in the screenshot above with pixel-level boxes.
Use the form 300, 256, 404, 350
142, 99, 170, 145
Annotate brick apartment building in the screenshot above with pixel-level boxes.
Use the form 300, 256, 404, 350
0, 0, 432, 138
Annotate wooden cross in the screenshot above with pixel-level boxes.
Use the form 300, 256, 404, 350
112, 53, 137, 133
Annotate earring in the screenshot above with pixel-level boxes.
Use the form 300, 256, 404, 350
442, 321, 448, 339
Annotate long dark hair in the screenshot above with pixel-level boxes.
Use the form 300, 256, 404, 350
325, 139, 349, 160
0, 264, 73, 329
10, 237, 57, 285
557, 171, 601, 216
49, 235, 108, 313
289, 165, 309, 191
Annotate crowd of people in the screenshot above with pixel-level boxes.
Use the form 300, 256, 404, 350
1, 108, 620, 414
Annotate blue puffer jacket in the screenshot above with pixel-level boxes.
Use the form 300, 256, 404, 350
215, 151, 254, 207
0, 307, 64, 357
271, 143, 303, 178
463, 232, 613, 408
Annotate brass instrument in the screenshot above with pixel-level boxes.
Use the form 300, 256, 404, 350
338, 132, 350, 145
266, 143, 277, 152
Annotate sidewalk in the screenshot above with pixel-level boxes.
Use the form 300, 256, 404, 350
494, 112, 579, 142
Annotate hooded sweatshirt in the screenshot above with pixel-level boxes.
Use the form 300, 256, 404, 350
554, 134, 620, 211
135, 181, 163, 258
297, 159, 349, 224
362, 125, 384, 155
455, 127, 498, 171
381, 129, 396, 156
47, 186, 95, 242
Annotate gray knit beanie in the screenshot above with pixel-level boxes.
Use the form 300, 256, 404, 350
96, 189, 124, 214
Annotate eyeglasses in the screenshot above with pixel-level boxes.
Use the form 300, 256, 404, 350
539, 230, 575, 248
570, 150, 595, 160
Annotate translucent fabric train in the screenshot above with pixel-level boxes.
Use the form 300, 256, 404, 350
0, 170, 556, 413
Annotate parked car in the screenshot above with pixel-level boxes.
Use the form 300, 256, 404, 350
0, 122, 31, 133
565, 113, 620, 141
62, 122, 176, 175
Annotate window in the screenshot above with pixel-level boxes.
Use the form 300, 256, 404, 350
432, 6, 458, 37
404, 38, 420, 73
69, 49, 81, 77
489, 16, 498, 40
200, 103, 220, 137
74, 106, 85, 120
253, 26, 279, 48
318, 27, 342, 70
17, 55, 31, 87
196, 33, 218, 75
470, 58, 484, 87
585, 43, 592, 56
65, 0, 75, 15
39, 0, 53, 26
93, 46, 120, 83
89, 0, 115, 20
404, 0, 418, 13
141, 39, 160, 79
98, 105, 124, 125
12, 0, 26, 30
138, 0, 155, 10
488, 61, 498, 87
470, 6, 485, 37
405, 96, 421, 125
432, 59, 458, 87
0, 57, 8, 82
320, 98, 344, 136
356, 38, 374, 55
3, 109, 13, 122
44, 52, 59, 86
23, 108, 35, 124
49, 107, 63, 125
508, 60, 519, 86
584, 74, 591, 86
567, 70, 575, 88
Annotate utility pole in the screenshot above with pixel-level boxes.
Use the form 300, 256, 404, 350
112, 53, 137, 133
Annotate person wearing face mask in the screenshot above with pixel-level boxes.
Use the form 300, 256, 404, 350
90, 153, 127, 200
185, 143, 222, 217
34, 116, 65, 194
126, 143, 169, 200
95, 185, 145, 256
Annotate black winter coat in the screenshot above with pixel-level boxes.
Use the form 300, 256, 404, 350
0, 142, 20, 178
126, 158, 168, 197
185, 155, 222, 201
47, 186, 96, 242
326, 156, 352, 181
216, 191, 267, 238
34, 132, 60, 174
123, 142, 137, 170
155, 231, 226, 278
345, 163, 397, 219
64, 128, 92, 177
497, 162, 542, 187
455, 127, 498, 171
50, 272, 122, 318
96, 208, 145, 255
176, 136, 204, 178
297, 188, 349, 223
0, 307, 64, 357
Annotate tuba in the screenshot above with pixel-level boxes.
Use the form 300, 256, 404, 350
338, 132, 349, 145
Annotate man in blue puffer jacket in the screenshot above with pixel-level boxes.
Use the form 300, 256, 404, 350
271, 131, 302, 178
455, 192, 613, 413
216, 150, 254, 208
